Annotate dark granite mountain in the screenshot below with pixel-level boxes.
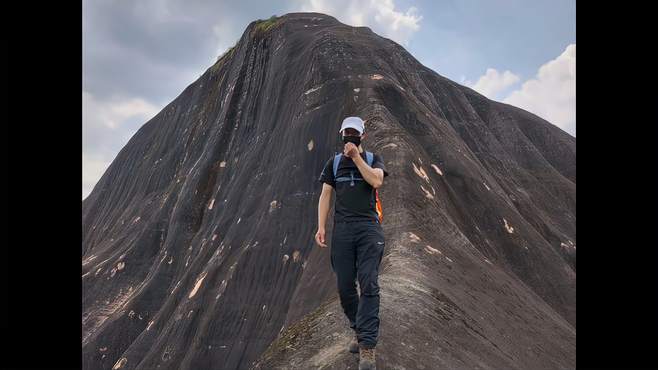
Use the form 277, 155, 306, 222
82, 12, 575, 370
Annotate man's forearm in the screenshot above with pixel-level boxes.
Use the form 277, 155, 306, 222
318, 194, 331, 229
353, 155, 383, 188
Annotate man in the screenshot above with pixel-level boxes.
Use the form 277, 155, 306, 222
315, 116, 389, 370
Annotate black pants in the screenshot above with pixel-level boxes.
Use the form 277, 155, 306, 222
330, 219, 385, 349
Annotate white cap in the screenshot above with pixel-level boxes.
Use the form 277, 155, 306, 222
339, 116, 365, 135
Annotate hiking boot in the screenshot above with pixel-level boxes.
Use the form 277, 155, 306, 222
358, 346, 376, 370
348, 335, 359, 353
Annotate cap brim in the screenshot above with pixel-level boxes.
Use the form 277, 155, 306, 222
338, 124, 364, 134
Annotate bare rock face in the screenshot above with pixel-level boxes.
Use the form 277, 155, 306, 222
82, 12, 575, 370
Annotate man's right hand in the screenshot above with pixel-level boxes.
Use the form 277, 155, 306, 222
315, 228, 327, 248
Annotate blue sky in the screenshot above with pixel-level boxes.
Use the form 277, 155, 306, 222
83, 0, 575, 199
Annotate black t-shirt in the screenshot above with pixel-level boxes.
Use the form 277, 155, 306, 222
318, 151, 390, 222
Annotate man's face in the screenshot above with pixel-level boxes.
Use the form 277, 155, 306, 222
342, 128, 361, 138
342, 128, 364, 149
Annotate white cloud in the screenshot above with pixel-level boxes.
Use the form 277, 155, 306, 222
82, 153, 111, 199
212, 19, 241, 57
296, 0, 422, 46
83, 91, 161, 199
466, 68, 520, 99
503, 44, 576, 136
83, 91, 159, 130
466, 44, 576, 136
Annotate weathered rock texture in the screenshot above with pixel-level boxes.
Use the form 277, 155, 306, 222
82, 12, 575, 370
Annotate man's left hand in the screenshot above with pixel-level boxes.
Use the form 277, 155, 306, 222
344, 142, 359, 158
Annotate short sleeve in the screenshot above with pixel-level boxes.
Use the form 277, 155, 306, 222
372, 154, 389, 177
318, 157, 335, 188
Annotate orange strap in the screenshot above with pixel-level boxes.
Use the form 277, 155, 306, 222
375, 189, 383, 222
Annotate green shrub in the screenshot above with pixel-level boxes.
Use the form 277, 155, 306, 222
254, 15, 280, 35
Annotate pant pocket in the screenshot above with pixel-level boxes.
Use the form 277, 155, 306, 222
374, 227, 385, 266
376, 241, 384, 266
330, 249, 335, 272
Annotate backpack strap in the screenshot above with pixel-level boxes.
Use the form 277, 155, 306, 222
332, 153, 342, 178
366, 151, 373, 167
335, 151, 373, 175
333, 152, 374, 185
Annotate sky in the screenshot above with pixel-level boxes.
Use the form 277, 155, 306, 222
83, 0, 576, 199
